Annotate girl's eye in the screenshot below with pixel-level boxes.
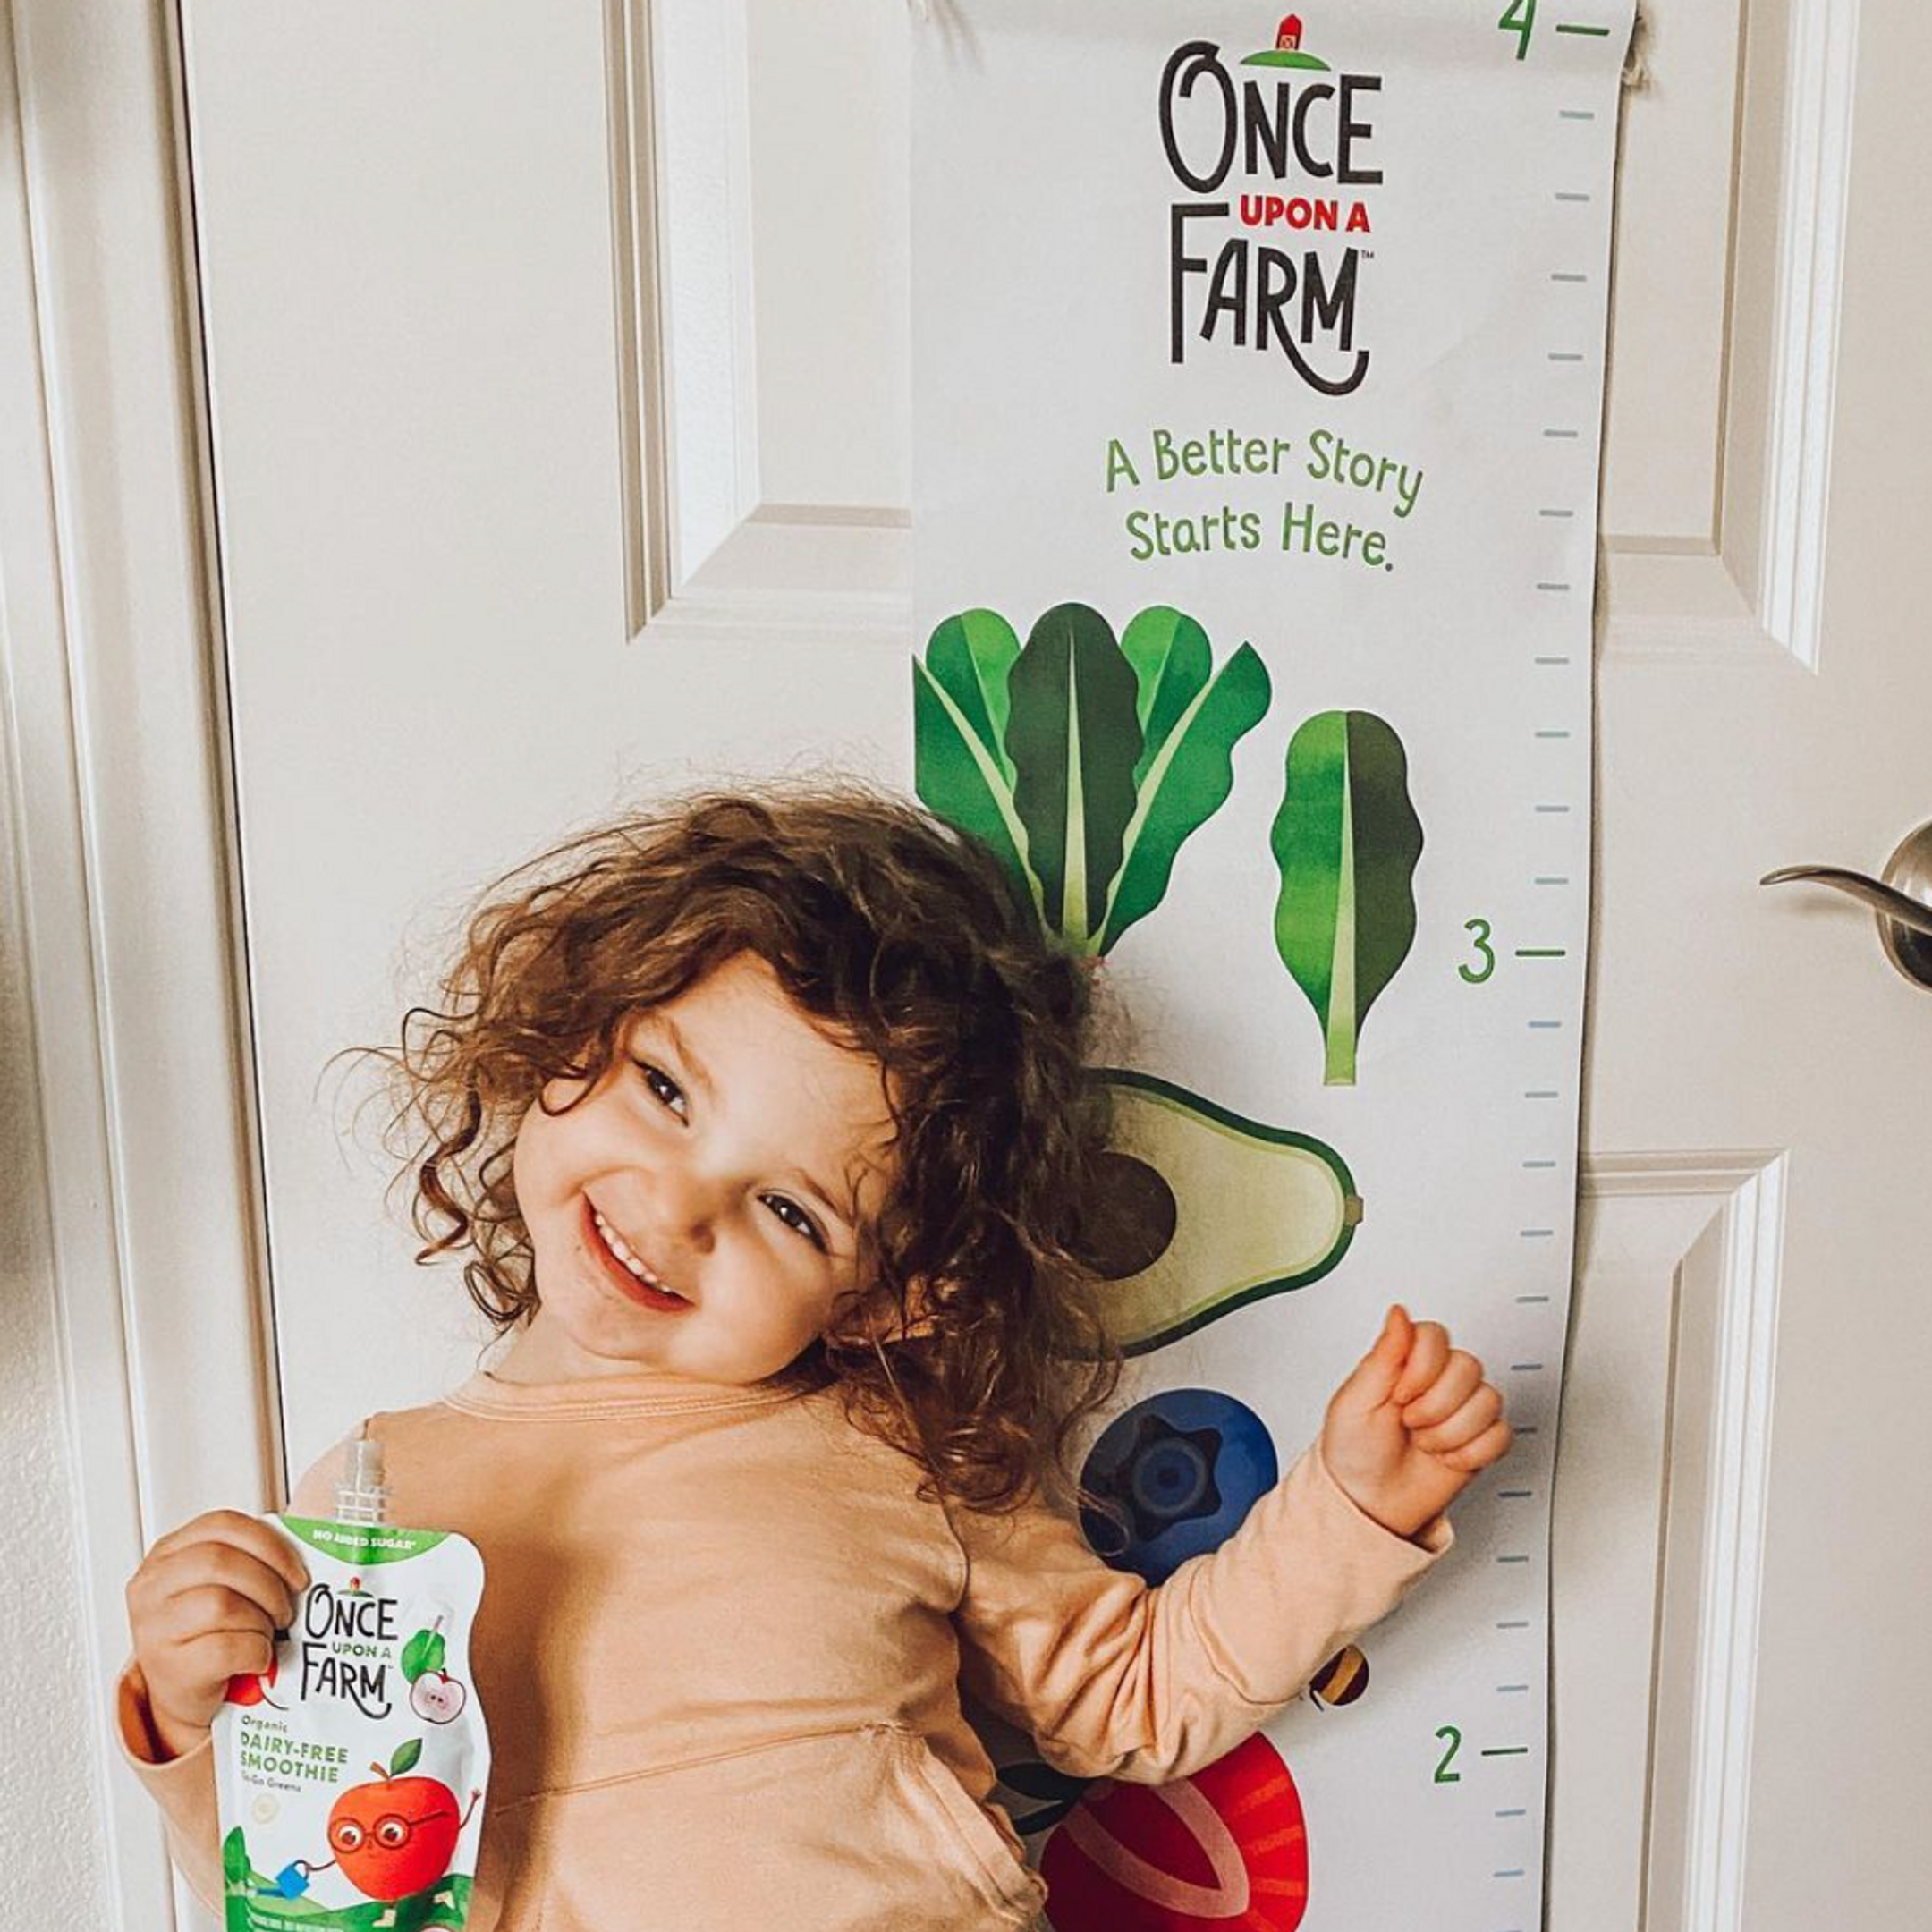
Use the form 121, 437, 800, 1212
633, 1061, 689, 1119
761, 1194, 826, 1251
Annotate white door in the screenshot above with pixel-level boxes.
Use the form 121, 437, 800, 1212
40, 0, 1926, 1926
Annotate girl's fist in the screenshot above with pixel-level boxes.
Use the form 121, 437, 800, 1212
123, 1510, 309, 1763
1319, 1303, 1513, 1539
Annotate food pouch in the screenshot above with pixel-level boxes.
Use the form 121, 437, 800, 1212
212, 1441, 490, 1930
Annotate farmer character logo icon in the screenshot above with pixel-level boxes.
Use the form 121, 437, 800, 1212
1246, 12, 1331, 69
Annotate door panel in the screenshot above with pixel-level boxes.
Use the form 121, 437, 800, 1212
164, 1, 1928, 1928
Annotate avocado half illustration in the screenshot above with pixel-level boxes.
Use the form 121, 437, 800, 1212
1082, 1069, 1360, 1356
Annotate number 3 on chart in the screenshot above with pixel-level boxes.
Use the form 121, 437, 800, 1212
1460, 918, 1497, 984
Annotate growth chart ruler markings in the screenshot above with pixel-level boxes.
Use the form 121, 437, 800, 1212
911, 3, 1636, 1927
1456, 9, 1633, 1930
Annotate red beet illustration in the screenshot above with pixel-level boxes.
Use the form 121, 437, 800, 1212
1039, 1732, 1308, 1931
224, 1651, 284, 1709
321, 1741, 481, 1903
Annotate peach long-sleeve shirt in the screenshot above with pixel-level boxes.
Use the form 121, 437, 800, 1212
115, 1365, 1453, 1929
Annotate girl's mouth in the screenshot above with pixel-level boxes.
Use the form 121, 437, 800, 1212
580, 1195, 692, 1314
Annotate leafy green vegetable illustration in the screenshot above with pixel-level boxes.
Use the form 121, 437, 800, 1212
402, 1623, 447, 1684
1099, 614, 1273, 953
1271, 710, 1423, 1084
914, 601, 1269, 953
911, 609, 1037, 918
1005, 604, 1143, 941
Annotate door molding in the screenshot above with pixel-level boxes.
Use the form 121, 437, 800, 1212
4, 1, 279, 1923
1601, 0, 1860, 668
1566, 1151, 1789, 1932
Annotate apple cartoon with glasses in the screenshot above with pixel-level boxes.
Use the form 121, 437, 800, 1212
261, 1739, 481, 1922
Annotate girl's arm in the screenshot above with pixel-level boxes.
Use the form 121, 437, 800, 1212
112, 1428, 366, 1910
947, 1431, 1451, 1788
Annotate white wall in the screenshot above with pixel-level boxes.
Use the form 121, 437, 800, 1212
0, 670, 110, 1921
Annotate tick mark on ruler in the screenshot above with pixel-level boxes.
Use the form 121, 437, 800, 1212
1533, 655, 1572, 665
1516, 1292, 1551, 1302
1496, 1684, 1530, 1694
1496, 1806, 1529, 1817
1555, 191, 1592, 203
1556, 21, 1614, 36
1532, 802, 1572, 813
1534, 728, 1572, 738
1533, 877, 1570, 886
1498, 1489, 1532, 1499
1548, 352, 1585, 362
1539, 507, 1575, 518
1542, 428, 1580, 439
1496, 1555, 1530, 1565
1496, 1620, 1531, 1630
1560, 108, 1597, 120
1481, 1744, 1531, 1757
1551, 272, 1589, 284
1509, 1362, 1546, 1372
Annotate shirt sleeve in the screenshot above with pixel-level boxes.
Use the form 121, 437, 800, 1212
112, 1427, 366, 1911
948, 1433, 1454, 1786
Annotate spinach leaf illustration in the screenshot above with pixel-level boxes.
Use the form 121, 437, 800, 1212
1004, 603, 1143, 943
1271, 710, 1423, 1084
915, 601, 1267, 953
912, 609, 1038, 916
1097, 629, 1271, 953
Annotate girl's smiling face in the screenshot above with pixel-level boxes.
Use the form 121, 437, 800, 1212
503, 952, 899, 1386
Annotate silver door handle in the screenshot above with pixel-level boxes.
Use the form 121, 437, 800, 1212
1759, 866, 1932, 936
1760, 822, 1932, 987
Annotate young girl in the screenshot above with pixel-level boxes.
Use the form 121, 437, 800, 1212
118, 780, 1511, 1931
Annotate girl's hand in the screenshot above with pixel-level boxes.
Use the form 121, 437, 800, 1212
123, 1511, 309, 1763
1319, 1304, 1513, 1540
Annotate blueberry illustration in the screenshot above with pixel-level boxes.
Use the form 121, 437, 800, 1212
1080, 1388, 1279, 1584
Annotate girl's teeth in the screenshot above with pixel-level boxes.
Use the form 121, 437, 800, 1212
593, 1209, 678, 1295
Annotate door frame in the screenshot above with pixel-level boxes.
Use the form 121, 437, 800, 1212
0, 0, 1859, 1926
3, 1, 278, 1924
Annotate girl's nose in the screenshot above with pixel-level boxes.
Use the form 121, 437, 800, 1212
643, 1163, 723, 1255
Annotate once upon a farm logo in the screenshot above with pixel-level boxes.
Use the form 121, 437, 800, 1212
1161, 13, 1380, 394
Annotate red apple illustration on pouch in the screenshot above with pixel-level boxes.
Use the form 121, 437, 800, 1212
325, 1740, 481, 1902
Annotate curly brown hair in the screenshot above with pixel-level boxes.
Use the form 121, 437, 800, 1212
344, 776, 1128, 1515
